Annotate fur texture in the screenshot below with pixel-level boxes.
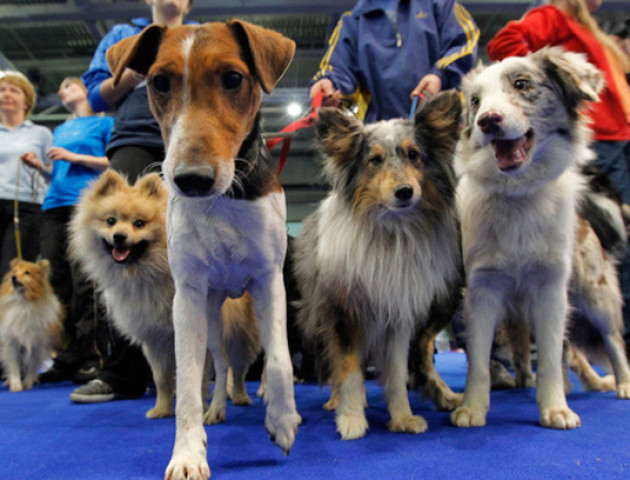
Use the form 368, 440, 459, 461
451, 47, 611, 430
68, 170, 260, 420
0, 258, 63, 392
294, 91, 463, 440
106, 21, 298, 480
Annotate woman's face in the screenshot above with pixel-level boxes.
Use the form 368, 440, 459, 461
58, 81, 86, 110
0, 81, 28, 118
147, 0, 190, 17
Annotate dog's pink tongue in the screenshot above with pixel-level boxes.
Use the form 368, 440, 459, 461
113, 248, 130, 262
493, 136, 528, 171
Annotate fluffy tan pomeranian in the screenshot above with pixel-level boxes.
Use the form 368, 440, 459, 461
0, 258, 64, 392
69, 170, 260, 419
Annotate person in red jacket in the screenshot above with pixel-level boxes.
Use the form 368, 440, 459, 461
487, 0, 630, 353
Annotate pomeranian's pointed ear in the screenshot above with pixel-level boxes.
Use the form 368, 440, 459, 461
9, 257, 20, 268
38, 258, 50, 273
92, 170, 127, 198
136, 172, 167, 198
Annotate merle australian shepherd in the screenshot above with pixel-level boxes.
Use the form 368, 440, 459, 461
451, 47, 630, 431
294, 91, 463, 440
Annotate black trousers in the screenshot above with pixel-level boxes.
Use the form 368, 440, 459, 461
0, 198, 42, 278
94, 144, 165, 394
40, 206, 109, 372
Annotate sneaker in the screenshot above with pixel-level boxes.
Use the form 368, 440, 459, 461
70, 379, 120, 403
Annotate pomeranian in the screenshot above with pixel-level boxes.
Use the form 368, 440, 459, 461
0, 258, 64, 392
69, 170, 260, 419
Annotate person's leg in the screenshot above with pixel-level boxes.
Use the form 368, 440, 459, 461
70, 332, 152, 403
38, 207, 79, 382
0, 199, 16, 279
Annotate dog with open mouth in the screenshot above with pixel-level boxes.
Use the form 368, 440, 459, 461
451, 46, 618, 430
68, 170, 261, 419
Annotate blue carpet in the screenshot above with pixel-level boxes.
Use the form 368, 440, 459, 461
1, 352, 629, 479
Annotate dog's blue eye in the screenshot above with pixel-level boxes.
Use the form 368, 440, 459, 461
514, 79, 530, 90
223, 71, 243, 90
152, 75, 171, 94
107, 217, 117, 226
134, 220, 145, 229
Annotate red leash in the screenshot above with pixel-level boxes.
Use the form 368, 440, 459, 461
266, 92, 323, 174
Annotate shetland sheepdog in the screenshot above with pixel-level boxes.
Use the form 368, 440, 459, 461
294, 91, 463, 440
0, 258, 63, 392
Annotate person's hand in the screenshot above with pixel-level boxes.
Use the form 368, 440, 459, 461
120, 68, 145, 89
310, 78, 341, 107
20, 151, 45, 170
410, 74, 442, 99
47, 146, 76, 163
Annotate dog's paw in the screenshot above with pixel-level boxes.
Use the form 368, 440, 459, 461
616, 383, 630, 399
336, 411, 368, 440
322, 398, 339, 411
203, 403, 226, 425
9, 381, 23, 393
165, 456, 210, 480
265, 409, 299, 454
146, 406, 174, 419
389, 414, 428, 434
256, 382, 266, 398
434, 391, 463, 411
165, 431, 209, 480
450, 406, 487, 427
539, 406, 581, 429
230, 392, 253, 406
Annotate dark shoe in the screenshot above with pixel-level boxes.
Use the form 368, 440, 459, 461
72, 365, 100, 384
38, 367, 73, 383
70, 379, 121, 403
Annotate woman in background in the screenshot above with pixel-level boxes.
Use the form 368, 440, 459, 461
487, 0, 630, 354
0, 70, 52, 278
36, 77, 113, 385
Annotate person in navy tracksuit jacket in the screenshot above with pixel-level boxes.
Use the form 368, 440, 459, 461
309, 0, 479, 123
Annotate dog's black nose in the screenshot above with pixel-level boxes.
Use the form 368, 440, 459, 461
173, 166, 215, 197
477, 110, 504, 135
394, 185, 414, 202
113, 233, 127, 245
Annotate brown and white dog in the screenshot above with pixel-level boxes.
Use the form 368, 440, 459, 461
106, 21, 299, 480
451, 47, 628, 430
